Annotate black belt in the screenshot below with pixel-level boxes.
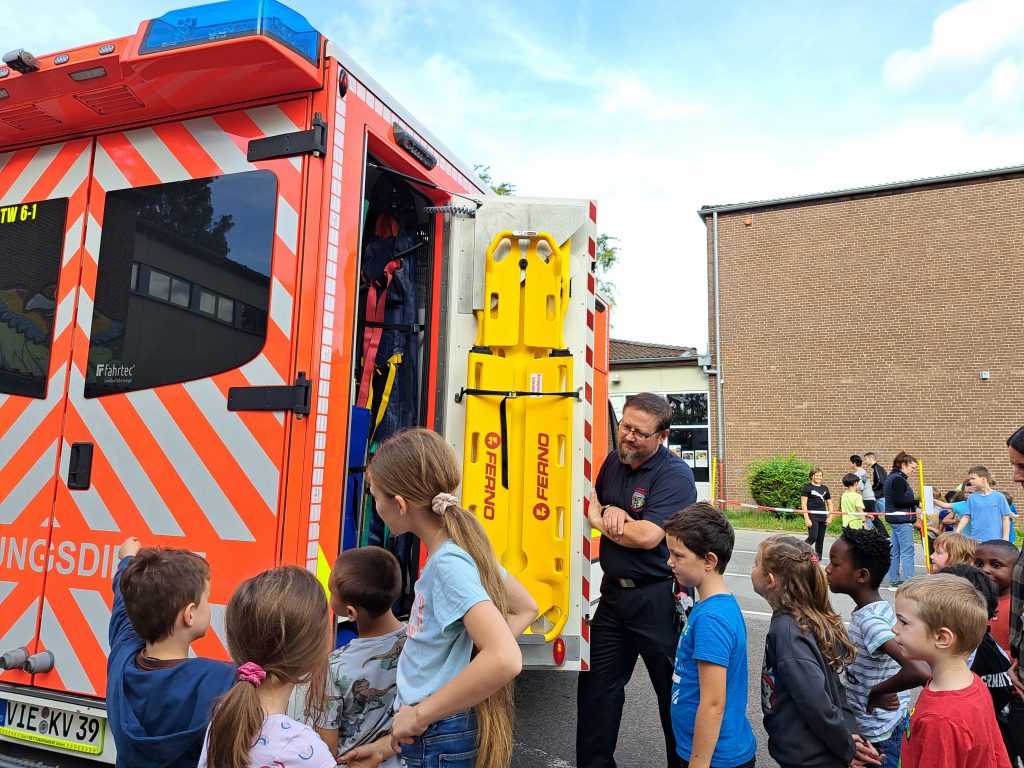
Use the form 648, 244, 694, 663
606, 575, 673, 589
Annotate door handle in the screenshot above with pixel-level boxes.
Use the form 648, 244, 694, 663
68, 442, 94, 490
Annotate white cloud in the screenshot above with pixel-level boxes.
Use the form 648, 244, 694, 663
883, 0, 1024, 91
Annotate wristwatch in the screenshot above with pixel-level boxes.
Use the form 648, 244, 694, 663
600, 504, 612, 515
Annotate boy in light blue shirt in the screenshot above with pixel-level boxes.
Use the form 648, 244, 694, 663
665, 503, 756, 768
957, 467, 1012, 541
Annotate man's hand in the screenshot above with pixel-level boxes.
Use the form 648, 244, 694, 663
118, 537, 141, 560
602, 507, 629, 540
804, 515, 812, 529
587, 490, 603, 522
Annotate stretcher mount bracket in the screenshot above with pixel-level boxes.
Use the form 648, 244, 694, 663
228, 372, 312, 418
247, 113, 328, 161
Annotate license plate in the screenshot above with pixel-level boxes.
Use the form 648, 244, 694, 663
0, 699, 105, 755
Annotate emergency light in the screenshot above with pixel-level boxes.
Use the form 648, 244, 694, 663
139, 0, 321, 65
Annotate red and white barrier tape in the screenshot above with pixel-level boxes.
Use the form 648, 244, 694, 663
711, 499, 894, 518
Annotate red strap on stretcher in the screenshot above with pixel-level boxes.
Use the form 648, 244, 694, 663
357, 258, 400, 407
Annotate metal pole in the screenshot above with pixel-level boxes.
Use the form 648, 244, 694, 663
712, 211, 725, 495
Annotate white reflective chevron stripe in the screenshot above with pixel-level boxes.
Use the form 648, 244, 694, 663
52, 290, 76, 342
239, 354, 285, 426
183, 378, 280, 512
72, 371, 183, 536
125, 127, 190, 183
239, 353, 285, 387
0, 440, 59, 525
69, 588, 112, 657
125, 389, 255, 542
0, 368, 65, 470
39, 599, 94, 695
58, 440, 117, 532
50, 146, 91, 200
269, 276, 294, 338
62, 212, 84, 267
208, 603, 227, 651
245, 105, 303, 171
276, 195, 299, 254
73, 286, 96, 340
0, 582, 16, 606
0, 599, 37, 653
91, 143, 131, 192
182, 117, 254, 175
1, 143, 64, 205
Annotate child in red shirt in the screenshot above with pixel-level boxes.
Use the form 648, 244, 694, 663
894, 574, 1010, 768
973, 539, 1017, 652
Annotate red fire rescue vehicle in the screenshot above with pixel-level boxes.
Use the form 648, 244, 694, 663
0, 0, 609, 762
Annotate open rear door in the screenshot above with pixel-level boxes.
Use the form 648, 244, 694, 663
439, 197, 598, 670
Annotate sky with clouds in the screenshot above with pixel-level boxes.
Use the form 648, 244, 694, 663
6, 0, 1023, 348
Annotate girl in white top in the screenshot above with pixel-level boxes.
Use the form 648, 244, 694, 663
341, 428, 536, 768
200, 567, 334, 768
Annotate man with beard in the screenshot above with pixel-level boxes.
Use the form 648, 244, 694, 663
577, 392, 697, 768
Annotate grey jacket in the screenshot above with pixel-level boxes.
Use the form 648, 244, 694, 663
760, 612, 857, 768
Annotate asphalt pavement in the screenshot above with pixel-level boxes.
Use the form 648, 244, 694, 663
511, 527, 930, 768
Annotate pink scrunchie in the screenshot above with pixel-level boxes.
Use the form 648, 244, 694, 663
237, 661, 266, 687
431, 492, 457, 516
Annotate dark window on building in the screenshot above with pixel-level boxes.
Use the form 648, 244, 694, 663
0, 198, 69, 399
86, 170, 277, 397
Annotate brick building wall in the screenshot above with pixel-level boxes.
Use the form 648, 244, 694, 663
704, 171, 1024, 506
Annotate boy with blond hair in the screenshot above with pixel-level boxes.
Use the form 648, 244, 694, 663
894, 574, 1011, 768
108, 537, 236, 768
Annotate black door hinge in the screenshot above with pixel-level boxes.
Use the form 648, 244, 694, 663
247, 113, 328, 162
228, 372, 312, 418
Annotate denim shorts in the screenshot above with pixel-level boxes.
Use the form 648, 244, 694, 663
400, 709, 478, 768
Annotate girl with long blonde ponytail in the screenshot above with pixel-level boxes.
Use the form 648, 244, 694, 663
353, 428, 537, 768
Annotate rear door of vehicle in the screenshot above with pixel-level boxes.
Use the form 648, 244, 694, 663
0, 99, 312, 698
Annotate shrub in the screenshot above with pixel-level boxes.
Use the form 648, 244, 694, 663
747, 453, 815, 518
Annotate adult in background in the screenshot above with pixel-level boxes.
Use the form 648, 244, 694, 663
883, 451, 918, 590
850, 454, 874, 530
801, 468, 832, 560
578, 392, 697, 768
1005, 425, 1024, 767
863, 452, 889, 538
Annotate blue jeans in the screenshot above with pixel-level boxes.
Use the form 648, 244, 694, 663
871, 712, 909, 768
401, 710, 478, 768
887, 523, 916, 584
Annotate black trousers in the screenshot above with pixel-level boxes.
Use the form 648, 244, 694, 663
805, 516, 827, 559
577, 577, 681, 768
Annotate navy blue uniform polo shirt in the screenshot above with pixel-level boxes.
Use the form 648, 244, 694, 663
595, 444, 697, 580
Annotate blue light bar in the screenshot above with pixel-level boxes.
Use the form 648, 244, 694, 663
139, 0, 321, 65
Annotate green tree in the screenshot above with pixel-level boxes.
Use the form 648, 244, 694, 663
473, 164, 515, 196
747, 453, 815, 519
595, 233, 619, 306
474, 164, 619, 305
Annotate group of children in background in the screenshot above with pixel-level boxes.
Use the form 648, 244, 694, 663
668, 502, 1022, 768
105, 429, 1023, 768
106, 428, 536, 768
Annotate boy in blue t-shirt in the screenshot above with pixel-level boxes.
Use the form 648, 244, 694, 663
956, 467, 1012, 541
665, 503, 756, 768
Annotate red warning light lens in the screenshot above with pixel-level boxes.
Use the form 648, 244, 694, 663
553, 637, 566, 666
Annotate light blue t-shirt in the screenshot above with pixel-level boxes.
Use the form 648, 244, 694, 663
671, 593, 756, 767
396, 540, 491, 707
965, 491, 1011, 541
